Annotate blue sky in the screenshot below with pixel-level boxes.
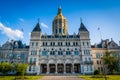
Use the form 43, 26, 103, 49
0, 0, 120, 45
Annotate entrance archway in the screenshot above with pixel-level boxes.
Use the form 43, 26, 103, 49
74, 64, 80, 73
41, 64, 47, 73
57, 64, 64, 73
49, 64, 55, 73
66, 64, 72, 73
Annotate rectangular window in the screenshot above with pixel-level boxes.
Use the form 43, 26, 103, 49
59, 28, 61, 33
84, 50, 86, 55
13, 54, 18, 59
20, 53, 24, 59
66, 42, 67, 46
42, 51, 47, 56
56, 29, 57, 34
34, 50, 37, 55
46, 42, 47, 46
30, 58, 32, 63
97, 60, 99, 64
68, 42, 70, 46
73, 42, 75, 46
29, 66, 31, 71
33, 66, 35, 71
74, 51, 79, 55
96, 53, 100, 58
89, 58, 91, 61
61, 42, 62, 46
53, 42, 55, 46
58, 51, 63, 55
87, 42, 89, 46
66, 51, 71, 55
85, 58, 87, 61
83, 42, 84, 46
32, 42, 34, 46
50, 51, 55, 55
51, 42, 52, 46
34, 58, 36, 63
36, 42, 38, 46
76, 42, 78, 46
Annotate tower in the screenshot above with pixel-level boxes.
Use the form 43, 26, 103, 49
30, 20, 42, 40
52, 7, 68, 36
28, 20, 42, 75
78, 20, 89, 39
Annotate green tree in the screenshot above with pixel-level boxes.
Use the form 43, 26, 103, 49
94, 70, 101, 75
0, 62, 13, 75
15, 63, 28, 76
103, 50, 120, 74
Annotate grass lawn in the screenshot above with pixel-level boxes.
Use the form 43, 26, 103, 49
0, 76, 43, 80
79, 75, 120, 80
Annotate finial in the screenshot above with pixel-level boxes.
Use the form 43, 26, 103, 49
59, 5, 61, 9
80, 17, 82, 23
58, 0, 62, 9
38, 18, 40, 23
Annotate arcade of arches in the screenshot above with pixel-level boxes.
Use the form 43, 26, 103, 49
40, 63, 80, 74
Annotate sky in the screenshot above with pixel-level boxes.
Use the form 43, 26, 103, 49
0, 0, 120, 45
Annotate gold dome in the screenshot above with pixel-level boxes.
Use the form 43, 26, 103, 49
54, 7, 66, 20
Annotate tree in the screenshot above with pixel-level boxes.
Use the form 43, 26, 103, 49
103, 50, 120, 74
0, 62, 13, 75
94, 70, 101, 75
15, 63, 28, 76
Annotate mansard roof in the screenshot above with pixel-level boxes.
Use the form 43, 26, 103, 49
79, 22, 88, 32
32, 23, 41, 32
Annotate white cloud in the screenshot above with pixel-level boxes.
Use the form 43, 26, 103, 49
29, 32, 31, 36
19, 18, 24, 22
40, 22, 48, 28
0, 22, 23, 39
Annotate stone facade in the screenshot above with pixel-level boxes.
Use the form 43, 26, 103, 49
26, 7, 94, 75
0, 40, 29, 63
92, 39, 120, 73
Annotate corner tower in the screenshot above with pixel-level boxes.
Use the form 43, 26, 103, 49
52, 7, 68, 36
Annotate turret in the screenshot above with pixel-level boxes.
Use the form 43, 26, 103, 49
78, 20, 89, 39
30, 19, 42, 40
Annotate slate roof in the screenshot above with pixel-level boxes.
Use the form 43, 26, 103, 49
79, 22, 88, 31
32, 23, 41, 32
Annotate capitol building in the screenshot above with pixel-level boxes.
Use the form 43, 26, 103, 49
0, 7, 120, 75
26, 7, 94, 75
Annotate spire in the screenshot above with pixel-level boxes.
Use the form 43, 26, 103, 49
79, 18, 88, 32
32, 18, 41, 32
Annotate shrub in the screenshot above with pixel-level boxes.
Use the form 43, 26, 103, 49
94, 70, 101, 75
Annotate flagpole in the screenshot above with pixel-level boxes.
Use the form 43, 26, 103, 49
98, 27, 102, 40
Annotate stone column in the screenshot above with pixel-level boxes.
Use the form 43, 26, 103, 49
39, 64, 41, 74
72, 64, 75, 74
64, 63, 66, 74
79, 64, 81, 73
46, 64, 49, 74
55, 64, 58, 74
37, 64, 40, 75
